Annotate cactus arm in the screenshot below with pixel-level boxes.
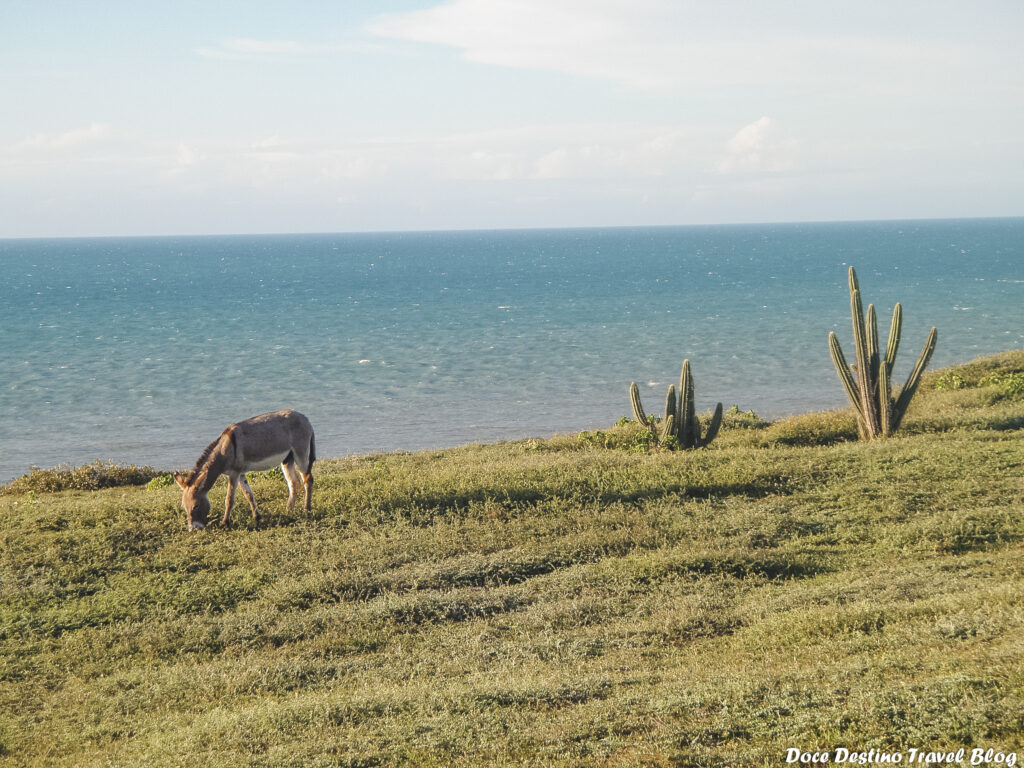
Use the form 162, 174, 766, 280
630, 382, 660, 443
878, 351, 893, 436
700, 402, 724, 447
892, 327, 938, 430
848, 271, 871, 423
661, 414, 675, 443
885, 303, 902, 374
630, 382, 649, 426
664, 384, 677, 438
829, 331, 870, 436
865, 302, 885, 434
848, 268, 879, 436
830, 332, 871, 439
878, 303, 902, 435
828, 332, 861, 408
687, 364, 699, 448
866, 303, 881, 389
679, 360, 695, 449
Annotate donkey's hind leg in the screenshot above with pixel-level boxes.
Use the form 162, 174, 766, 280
293, 437, 314, 513
282, 461, 302, 511
301, 460, 314, 512
238, 473, 260, 523
301, 470, 314, 512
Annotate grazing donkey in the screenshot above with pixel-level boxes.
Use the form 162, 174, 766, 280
173, 409, 315, 531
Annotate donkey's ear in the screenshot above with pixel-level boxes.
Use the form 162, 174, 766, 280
172, 471, 188, 490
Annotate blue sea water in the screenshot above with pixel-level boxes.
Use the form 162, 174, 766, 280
1, 219, 1021, 482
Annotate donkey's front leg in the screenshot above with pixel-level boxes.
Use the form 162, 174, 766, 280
222, 475, 237, 527
238, 474, 260, 524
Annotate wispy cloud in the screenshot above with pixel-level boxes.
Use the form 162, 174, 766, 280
1, 120, 710, 189
1, 123, 164, 178
368, 0, 973, 92
15, 122, 116, 150
369, 0, 680, 90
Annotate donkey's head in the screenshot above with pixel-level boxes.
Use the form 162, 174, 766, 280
173, 471, 210, 531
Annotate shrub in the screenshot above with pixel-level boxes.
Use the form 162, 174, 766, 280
923, 350, 1024, 391
722, 405, 769, 430
980, 371, 1024, 396
146, 474, 177, 490
1, 461, 160, 496
934, 372, 967, 391
575, 421, 657, 453
929, 362, 1024, 400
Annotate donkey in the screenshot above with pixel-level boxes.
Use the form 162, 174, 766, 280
173, 409, 315, 531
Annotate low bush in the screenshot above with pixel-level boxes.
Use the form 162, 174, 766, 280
1, 460, 160, 496
924, 349, 1024, 391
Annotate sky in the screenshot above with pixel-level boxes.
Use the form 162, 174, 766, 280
1, 0, 1022, 238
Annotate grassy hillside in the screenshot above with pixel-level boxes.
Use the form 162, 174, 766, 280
2, 352, 1023, 767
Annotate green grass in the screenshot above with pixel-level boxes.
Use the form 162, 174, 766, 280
2, 351, 1024, 767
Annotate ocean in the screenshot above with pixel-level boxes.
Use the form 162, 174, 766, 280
1, 218, 1021, 482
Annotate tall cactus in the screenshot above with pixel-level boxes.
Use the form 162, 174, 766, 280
829, 266, 937, 438
630, 359, 723, 449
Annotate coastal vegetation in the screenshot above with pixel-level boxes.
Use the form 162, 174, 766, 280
1, 351, 1023, 766
630, 359, 724, 450
0, 460, 159, 497
829, 266, 938, 439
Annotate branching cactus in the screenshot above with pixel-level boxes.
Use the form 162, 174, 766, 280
630, 359, 723, 449
828, 266, 937, 438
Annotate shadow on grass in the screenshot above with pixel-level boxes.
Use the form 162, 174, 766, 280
679, 552, 826, 581
372, 590, 531, 626
355, 478, 794, 525
976, 413, 1024, 432
233, 474, 793, 532
270, 542, 829, 619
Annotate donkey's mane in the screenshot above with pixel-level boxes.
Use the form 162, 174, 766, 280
190, 427, 233, 478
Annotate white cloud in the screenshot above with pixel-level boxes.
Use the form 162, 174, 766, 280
718, 117, 799, 175
370, 0, 683, 90
423, 123, 709, 181
535, 148, 570, 179
369, 0, 977, 94
1, 123, 160, 176
15, 123, 115, 150
0, 120, 710, 198
176, 142, 196, 167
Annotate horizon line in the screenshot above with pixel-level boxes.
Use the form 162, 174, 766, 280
1, 214, 1022, 243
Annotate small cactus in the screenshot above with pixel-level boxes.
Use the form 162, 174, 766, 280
828, 266, 937, 438
630, 359, 723, 449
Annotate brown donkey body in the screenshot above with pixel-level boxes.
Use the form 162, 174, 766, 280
173, 409, 315, 530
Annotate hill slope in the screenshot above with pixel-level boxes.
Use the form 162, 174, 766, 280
2, 352, 1023, 767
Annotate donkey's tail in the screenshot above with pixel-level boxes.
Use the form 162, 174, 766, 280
308, 432, 316, 467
